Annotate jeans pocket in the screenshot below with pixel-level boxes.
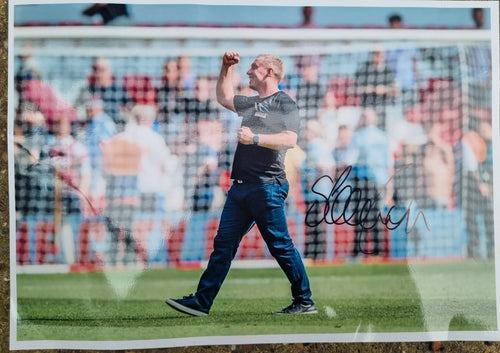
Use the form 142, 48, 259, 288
275, 180, 289, 201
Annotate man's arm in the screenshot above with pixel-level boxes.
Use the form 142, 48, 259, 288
216, 51, 240, 112
238, 127, 297, 150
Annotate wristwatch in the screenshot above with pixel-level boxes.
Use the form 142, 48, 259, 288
253, 134, 259, 145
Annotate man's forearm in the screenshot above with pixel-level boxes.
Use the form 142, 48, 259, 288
216, 64, 236, 112
238, 126, 297, 150
257, 132, 297, 150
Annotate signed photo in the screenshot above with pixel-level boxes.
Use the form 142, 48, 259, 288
9, 0, 500, 350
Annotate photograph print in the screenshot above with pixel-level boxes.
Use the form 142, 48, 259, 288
9, 0, 500, 350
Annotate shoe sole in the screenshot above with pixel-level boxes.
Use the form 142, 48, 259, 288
276, 309, 318, 315
165, 298, 208, 317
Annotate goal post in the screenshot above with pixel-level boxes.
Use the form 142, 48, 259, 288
11, 24, 495, 271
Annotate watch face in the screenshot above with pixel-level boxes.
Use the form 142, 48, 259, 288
253, 135, 259, 144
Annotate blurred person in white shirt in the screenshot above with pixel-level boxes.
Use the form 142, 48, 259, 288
124, 104, 183, 214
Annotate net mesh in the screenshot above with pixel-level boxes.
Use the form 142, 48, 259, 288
12, 31, 493, 268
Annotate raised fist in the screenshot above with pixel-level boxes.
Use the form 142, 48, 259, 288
222, 51, 240, 67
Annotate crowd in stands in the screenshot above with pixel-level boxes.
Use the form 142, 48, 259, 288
13, 8, 493, 262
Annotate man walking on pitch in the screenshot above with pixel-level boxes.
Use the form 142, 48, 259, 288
166, 51, 317, 316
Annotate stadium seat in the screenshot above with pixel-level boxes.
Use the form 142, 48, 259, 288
17, 222, 30, 265
333, 223, 355, 259
165, 218, 187, 265
35, 220, 55, 264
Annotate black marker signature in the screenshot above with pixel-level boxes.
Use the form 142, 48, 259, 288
305, 164, 429, 235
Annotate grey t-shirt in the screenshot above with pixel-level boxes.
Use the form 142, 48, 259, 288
231, 91, 300, 184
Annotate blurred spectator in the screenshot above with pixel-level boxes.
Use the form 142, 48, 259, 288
422, 144, 453, 209
14, 104, 54, 218
284, 145, 306, 212
294, 6, 321, 73
390, 121, 427, 208
454, 127, 487, 258
48, 116, 91, 264
80, 95, 117, 214
75, 57, 131, 131
100, 133, 141, 266
22, 79, 78, 134
50, 116, 91, 214
385, 13, 420, 112
354, 47, 399, 129
82, 3, 132, 26
301, 120, 336, 260
387, 13, 403, 28
14, 52, 41, 110
174, 76, 222, 208
295, 62, 326, 121
176, 76, 220, 125
122, 73, 156, 106
295, 62, 326, 147
333, 124, 357, 175
122, 104, 171, 215
298, 6, 318, 28
177, 55, 197, 93
192, 120, 222, 212
156, 59, 183, 123
422, 122, 454, 209
472, 8, 485, 29
350, 108, 394, 257
316, 90, 339, 150
317, 88, 362, 150
477, 119, 494, 258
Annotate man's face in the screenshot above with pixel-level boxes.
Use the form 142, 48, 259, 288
247, 57, 269, 91
338, 127, 352, 146
372, 50, 385, 66
55, 117, 72, 137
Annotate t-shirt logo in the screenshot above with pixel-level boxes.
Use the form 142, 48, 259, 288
254, 101, 269, 119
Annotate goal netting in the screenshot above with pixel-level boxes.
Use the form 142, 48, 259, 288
12, 25, 494, 271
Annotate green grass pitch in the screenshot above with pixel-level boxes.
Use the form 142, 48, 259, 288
15, 260, 497, 342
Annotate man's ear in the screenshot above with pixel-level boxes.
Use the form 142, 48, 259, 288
266, 68, 274, 78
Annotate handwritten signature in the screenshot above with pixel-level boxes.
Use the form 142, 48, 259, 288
305, 164, 429, 235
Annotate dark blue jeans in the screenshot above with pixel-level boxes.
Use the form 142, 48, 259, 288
195, 180, 314, 310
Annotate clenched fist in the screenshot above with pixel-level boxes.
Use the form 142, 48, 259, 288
222, 51, 240, 67
237, 126, 254, 145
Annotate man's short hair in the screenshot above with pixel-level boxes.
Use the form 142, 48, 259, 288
258, 54, 285, 82
388, 14, 402, 25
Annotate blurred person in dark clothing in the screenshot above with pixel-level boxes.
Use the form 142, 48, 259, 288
82, 3, 132, 26
295, 62, 326, 147
299, 6, 318, 28
350, 108, 394, 257
354, 47, 399, 130
14, 104, 54, 218
472, 8, 485, 29
75, 57, 132, 131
